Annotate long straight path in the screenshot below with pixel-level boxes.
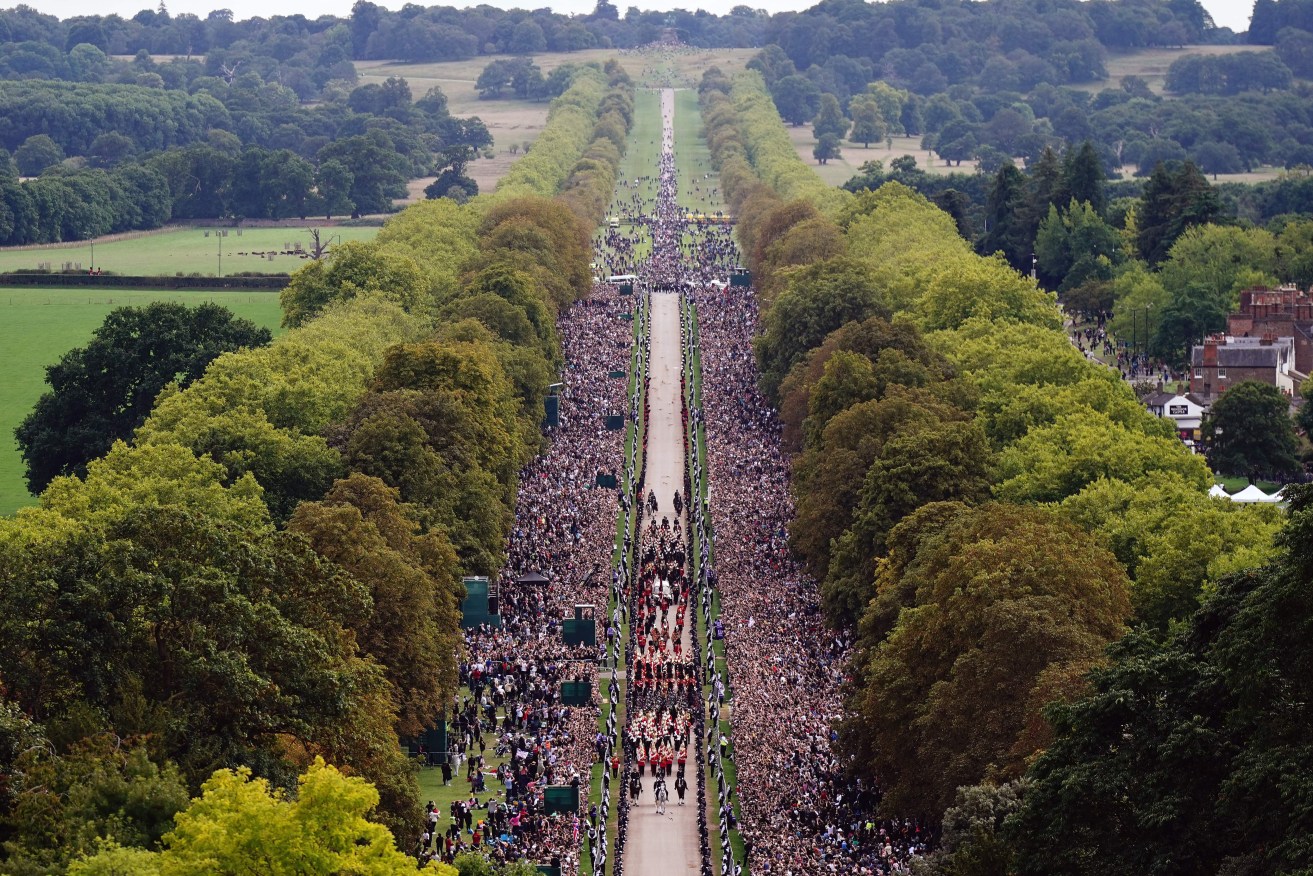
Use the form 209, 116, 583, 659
622, 88, 702, 876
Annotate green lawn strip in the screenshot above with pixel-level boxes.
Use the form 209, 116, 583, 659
717, 718, 749, 871
0, 226, 380, 276
619, 90, 662, 186
685, 298, 748, 876
684, 300, 725, 874
673, 90, 722, 215
0, 287, 285, 516
413, 687, 512, 844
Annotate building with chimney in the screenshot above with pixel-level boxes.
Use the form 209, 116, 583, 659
1227, 284, 1313, 375
1190, 333, 1297, 402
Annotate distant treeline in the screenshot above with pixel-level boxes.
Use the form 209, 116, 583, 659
0, 0, 1238, 88
0, 67, 499, 245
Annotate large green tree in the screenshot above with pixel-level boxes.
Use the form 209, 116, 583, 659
1204, 380, 1301, 481
69, 759, 456, 875
2, 740, 188, 872
280, 241, 429, 328
979, 163, 1030, 271
1009, 484, 1313, 875
770, 74, 821, 125
848, 94, 886, 148
287, 474, 463, 737
14, 301, 271, 493
1136, 160, 1221, 265
845, 503, 1131, 817
812, 93, 849, 141
822, 415, 992, 627
753, 257, 891, 400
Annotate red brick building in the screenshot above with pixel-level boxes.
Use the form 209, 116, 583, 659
1190, 333, 1296, 402
1227, 285, 1313, 376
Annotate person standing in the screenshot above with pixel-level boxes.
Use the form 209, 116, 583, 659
675, 773, 688, 804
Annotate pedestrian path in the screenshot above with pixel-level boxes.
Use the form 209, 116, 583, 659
621, 87, 703, 876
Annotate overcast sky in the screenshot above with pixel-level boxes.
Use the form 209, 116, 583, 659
29, 0, 1254, 37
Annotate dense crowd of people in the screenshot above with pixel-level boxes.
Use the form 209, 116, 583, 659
423, 73, 940, 876
415, 179, 650, 871
690, 196, 934, 875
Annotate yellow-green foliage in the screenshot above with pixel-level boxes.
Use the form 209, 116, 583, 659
730, 71, 851, 218
843, 184, 1060, 331
13, 440, 269, 537
68, 759, 457, 876
279, 241, 432, 329
143, 299, 427, 441
135, 299, 428, 519
702, 81, 1281, 631
374, 197, 481, 288
280, 200, 483, 330
485, 67, 607, 205
1059, 476, 1284, 628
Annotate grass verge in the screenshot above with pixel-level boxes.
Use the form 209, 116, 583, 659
0, 287, 284, 516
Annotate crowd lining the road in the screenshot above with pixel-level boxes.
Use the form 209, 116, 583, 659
420, 77, 935, 875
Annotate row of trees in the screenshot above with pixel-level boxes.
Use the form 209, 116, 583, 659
0, 1, 769, 74
0, 62, 633, 873
0, 133, 408, 245
761, 0, 1226, 95
3, 0, 1237, 79
764, 52, 1313, 182
0, 73, 488, 164
0, 73, 497, 241
698, 67, 1292, 862
836, 114, 1313, 375
1164, 49, 1294, 94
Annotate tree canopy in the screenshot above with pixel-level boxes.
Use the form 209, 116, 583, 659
1009, 484, 1313, 875
845, 503, 1131, 817
14, 301, 271, 494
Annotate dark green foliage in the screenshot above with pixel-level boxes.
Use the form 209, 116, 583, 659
1062, 141, 1107, 216
1165, 51, 1293, 95
753, 257, 892, 400
1136, 161, 1221, 264
813, 133, 842, 164
14, 301, 272, 493
424, 146, 479, 202
979, 164, 1030, 271
1010, 486, 1313, 874
0, 505, 373, 783
14, 134, 64, 175
771, 74, 821, 125
1203, 381, 1301, 480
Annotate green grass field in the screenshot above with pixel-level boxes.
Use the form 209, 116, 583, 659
0, 287, 285, 515
0, 226, 380, 277
1077, 44, 1274, 95
1215, 475, 1282, 495
674, 89, 722, 214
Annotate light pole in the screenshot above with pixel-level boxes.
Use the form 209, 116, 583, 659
1143, 304, 1152, 358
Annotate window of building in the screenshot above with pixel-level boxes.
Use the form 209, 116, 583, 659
1218, 368, 1227, 379
1194, 369, 1203, 378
